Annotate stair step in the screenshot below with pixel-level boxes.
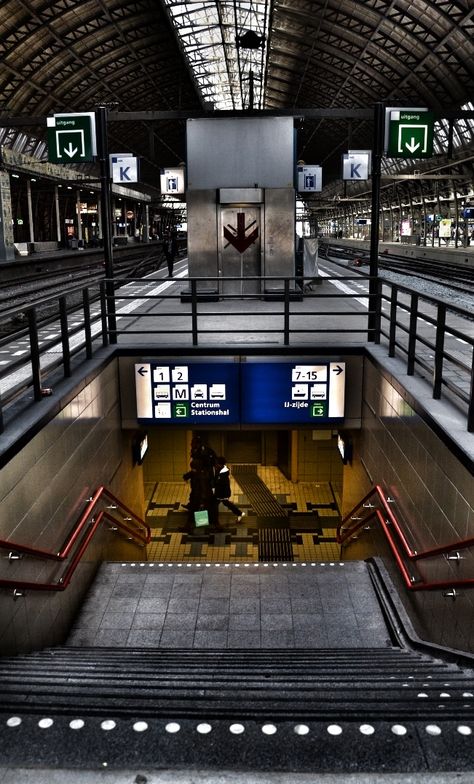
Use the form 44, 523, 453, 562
1, 643, 472, 726
6, 645, 455, 659
0, 716, 472, 773
1, 694, 473, 721
1, 559, 473, 774
0, 667, 463, 682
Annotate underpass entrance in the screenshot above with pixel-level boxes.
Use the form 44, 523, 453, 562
143, 427, 344, 563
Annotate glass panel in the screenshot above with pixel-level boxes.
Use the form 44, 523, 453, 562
163, 0, 270, 110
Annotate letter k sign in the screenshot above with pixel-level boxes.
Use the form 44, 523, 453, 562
343, 152, 370, 181
111, 155, 138, 183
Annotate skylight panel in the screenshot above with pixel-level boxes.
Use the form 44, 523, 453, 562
163, 0, 270, 111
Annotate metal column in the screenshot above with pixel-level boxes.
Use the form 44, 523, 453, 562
368, 102, 384, 342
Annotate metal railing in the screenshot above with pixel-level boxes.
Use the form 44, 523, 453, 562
0, 272, 472, 432
337, 486, 474, 592
0, 487, 150, 592
377, 279, 474, 430
101, 274, 380, 346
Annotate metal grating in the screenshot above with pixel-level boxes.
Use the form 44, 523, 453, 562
258, 527, 293, 562
232, 465, 287, 518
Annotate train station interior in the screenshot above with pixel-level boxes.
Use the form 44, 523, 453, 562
0, 0, 473, 781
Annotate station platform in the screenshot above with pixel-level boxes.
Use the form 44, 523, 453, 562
1, 251, 473, 782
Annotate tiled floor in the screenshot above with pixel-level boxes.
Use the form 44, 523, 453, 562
145, 466, 341, 563
66, 561, 392, 649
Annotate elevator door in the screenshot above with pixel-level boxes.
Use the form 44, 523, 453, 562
220, 206, 261, 295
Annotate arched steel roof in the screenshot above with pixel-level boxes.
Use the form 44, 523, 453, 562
0, 0, 473, 196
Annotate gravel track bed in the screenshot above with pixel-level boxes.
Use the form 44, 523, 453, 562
378, 268, 474, 313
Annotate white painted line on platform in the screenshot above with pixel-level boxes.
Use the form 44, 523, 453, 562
317, 266, 369, 308
115, 268, 188, 316
0, 266, 190, 396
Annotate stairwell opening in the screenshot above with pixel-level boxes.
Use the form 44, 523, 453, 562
141, 426, 353, 565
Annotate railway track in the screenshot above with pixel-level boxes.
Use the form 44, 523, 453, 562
319, 242, 474, 299
0, 246, 169, 338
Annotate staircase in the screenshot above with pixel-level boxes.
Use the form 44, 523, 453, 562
0, 560, 473, 774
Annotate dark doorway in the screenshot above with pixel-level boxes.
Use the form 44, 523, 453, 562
224, 431, 262, 464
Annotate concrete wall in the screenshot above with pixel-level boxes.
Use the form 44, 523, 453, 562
186, 117, 294, 190
354, 357, 474, 652
142, 428, 189, 483
0, 360, 146, 655
297, 430, 343, 483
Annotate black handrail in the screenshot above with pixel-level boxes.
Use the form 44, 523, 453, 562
0, 272, 472, 432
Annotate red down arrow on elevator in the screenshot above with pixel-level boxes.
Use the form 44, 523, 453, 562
223, 212, 259, 253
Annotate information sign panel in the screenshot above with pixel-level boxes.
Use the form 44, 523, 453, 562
297, 165, 322, 192
160, 167, 185, 194
47, 112, 96, 163
386, 109, 434, 158
342, 151, 370, 181
110, 153, 138, 183
135, 362, 240, 424
241, 362, 345, 424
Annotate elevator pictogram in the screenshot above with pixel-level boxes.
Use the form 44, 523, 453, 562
220, 206, 261, 295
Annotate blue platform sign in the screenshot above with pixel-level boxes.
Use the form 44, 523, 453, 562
135, 362, 240, 424
241, 362, 345, 424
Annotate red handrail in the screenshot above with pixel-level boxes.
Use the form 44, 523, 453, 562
375, 510, 474, 592
0, 511, 107, 592
338, 485, 474, 560
0, 488, 150, 592
0, 486, 150, 561
337, 486, 474, 591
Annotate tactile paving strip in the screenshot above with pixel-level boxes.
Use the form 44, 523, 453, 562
233, 466, 287, 518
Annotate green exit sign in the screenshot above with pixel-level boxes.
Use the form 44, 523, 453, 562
387, 109, 434, 158
47, 112, 96, 164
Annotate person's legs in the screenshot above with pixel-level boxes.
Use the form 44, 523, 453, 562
204, 497, 220, 529
221, 498, 242, 516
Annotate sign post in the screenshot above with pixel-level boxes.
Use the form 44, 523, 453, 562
368, 102, 384, 343
135, 360, 346, 425
342, 151, 371, 181
110, 154, 138, 184
95, 106, 116, 344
